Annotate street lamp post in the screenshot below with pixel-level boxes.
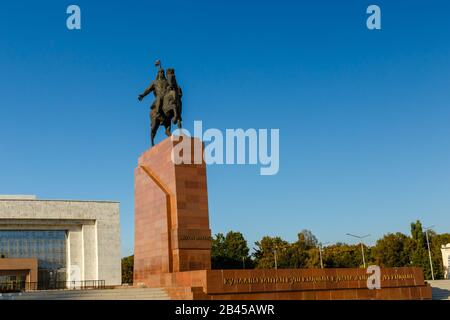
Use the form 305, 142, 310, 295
346, 233, 370, 268
360, 242, 366, 268
424, 225, 435, 281
274, 248, 278, 270
318, 242, 330, 269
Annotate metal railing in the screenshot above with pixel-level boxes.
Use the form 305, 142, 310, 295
0, 280, 106, 293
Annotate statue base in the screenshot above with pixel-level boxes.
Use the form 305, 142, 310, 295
134, 136, 211, 284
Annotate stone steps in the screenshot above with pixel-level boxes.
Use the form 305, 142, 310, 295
427, 280, 450, 300
0, 288, 171, 300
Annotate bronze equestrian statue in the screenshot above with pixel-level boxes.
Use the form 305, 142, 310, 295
138, 60, 183, 146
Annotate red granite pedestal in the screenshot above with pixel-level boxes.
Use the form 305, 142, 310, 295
134, 136, 432, 300
134, 136, 211, 283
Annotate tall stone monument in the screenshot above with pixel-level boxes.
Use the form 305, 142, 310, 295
134, 136, 211, 284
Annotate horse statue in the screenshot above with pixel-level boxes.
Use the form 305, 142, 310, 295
138, 61, 183, 146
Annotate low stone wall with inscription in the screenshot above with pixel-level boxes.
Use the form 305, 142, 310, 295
205, 267, 424, 295
143, 267, 432, 300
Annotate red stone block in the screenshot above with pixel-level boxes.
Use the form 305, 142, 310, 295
134, 136, 212, 283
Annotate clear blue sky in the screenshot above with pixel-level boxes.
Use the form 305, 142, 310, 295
1, 1, 449, 257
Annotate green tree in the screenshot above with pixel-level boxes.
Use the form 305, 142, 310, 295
211, 233, 226, 262
253, 236, 290, 269
322, 243, 364, 268
410, 220, 432, 279
435, 233, 450, 247
292, 230, 319, 268
373, 232, 412, 267
121, 255, 134, 284
211, 231, 251, 269
305, 247, 321, 268
254, 230, 320, 269
297, 230, 318, 247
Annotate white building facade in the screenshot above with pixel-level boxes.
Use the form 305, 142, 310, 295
442, 243, 450, 280
0, 196, 121, 287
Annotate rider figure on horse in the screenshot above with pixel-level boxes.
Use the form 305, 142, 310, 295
138, 61, 167, 121
138, 60, 183, 146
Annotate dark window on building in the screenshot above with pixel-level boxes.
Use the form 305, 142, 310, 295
0, 230, 67, 289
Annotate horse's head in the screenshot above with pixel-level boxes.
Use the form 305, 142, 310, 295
166, 68, 177, 88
